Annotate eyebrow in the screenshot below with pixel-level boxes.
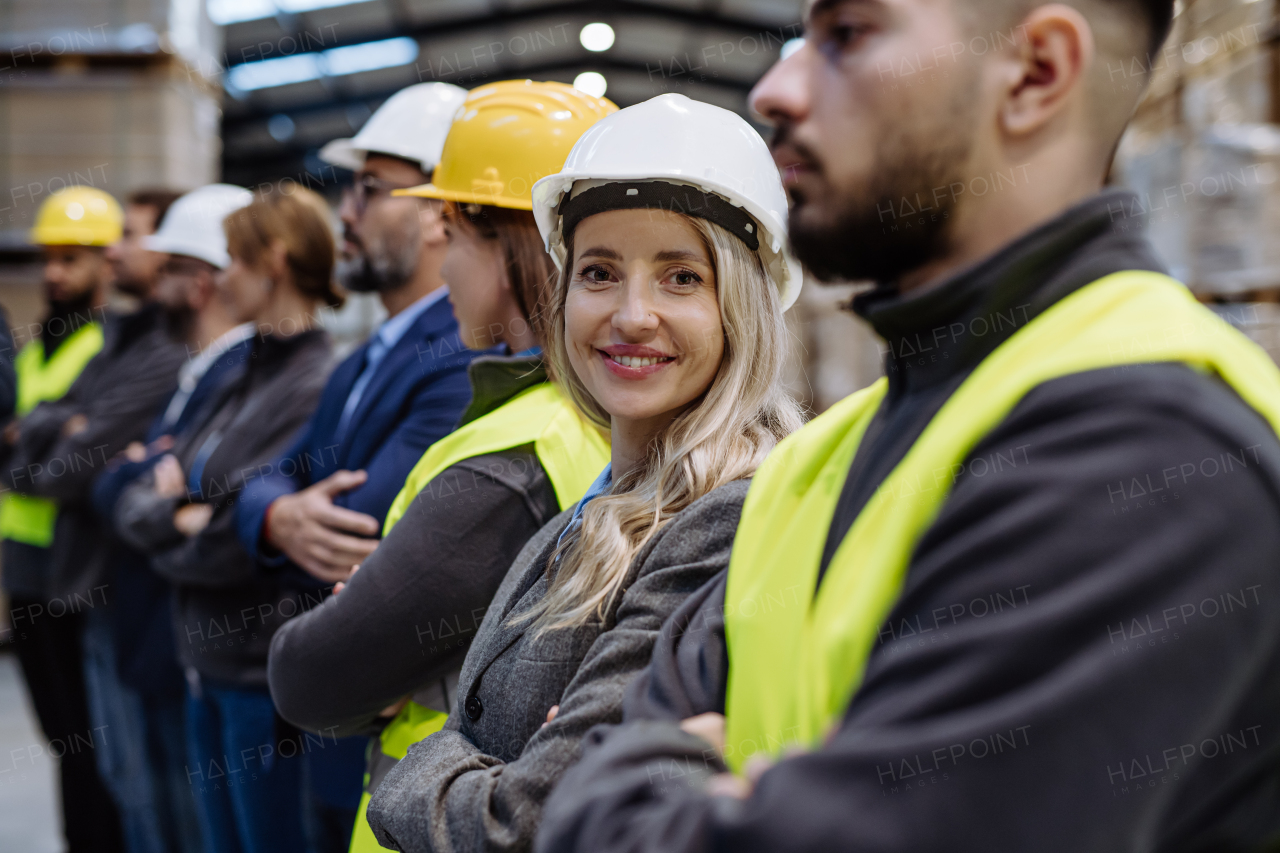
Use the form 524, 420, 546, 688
654, 249, 708, 264
808, 0, 873, 24
576, 246, 622, 261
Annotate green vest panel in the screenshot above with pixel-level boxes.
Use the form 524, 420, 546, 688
349, 381, 609, 853
722, 271, 1280, 772
0, 324, 104, 547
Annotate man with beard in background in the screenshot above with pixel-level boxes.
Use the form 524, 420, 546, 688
93, 184, 256, 853
235, 83, 479, 852
3, 184, 187, 853
535, 0, 1280, 850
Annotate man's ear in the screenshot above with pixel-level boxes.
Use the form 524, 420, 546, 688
999, 4, 1095, 137
191, 269, 215, 310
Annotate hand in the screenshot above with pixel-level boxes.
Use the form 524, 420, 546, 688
379, 696, 409, 719
680, 712, 726, 756
61, 413, 88, 437
152, 455, 187, 499
123, 442, 148, 462
266, 469, 380, 583
332, 562, 361, 595
702, 750, 776, 801
147, 434, 175, 455
540, 705, 560, 729
174, 502, 213, 536
3, 420, 20, 445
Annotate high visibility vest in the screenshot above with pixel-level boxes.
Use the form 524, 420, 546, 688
722, 271, 1280, 773
0, 324, 104, 547
348, 380, 609, 853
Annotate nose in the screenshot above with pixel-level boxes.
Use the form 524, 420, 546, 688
749, 41, 811, 128
338, 188, 359, 230
612, 273, 660, 339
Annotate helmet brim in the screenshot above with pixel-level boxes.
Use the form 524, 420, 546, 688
393, 183, 533, 211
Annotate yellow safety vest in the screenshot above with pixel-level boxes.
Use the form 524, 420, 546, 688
722, 271, 1280, 773
0, 324, 104, 547
348, 380, 609, 853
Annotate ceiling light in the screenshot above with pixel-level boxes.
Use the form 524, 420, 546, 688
225, 36, 418, 92
208, 0, 362, 27
579, 23, 615, 52
268, 114, 297, 142
227, 53, 322, 91
573, 71, 608, 98
321, 37, 418, 76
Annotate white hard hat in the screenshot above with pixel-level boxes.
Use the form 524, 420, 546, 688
319, 82, 469, 174
143, 184, 253, 269
531, 93, 801, 310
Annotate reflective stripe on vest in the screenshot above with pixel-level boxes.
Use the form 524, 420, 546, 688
722, 271, 1280, 773
0, 324, 104, 547
348, 381, 609, 853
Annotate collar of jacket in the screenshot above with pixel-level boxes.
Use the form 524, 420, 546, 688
458, 352, 549, 427
249, 328, 329, 369
103, 301, 170, 352
849, 188, 1166, 396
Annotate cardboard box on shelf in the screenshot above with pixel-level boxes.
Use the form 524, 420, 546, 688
1187, 124, 1280, 294
1113, 123, 1280, 296
0, 68, 221, 249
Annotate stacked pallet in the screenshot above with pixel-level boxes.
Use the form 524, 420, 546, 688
0, 0, 223, 254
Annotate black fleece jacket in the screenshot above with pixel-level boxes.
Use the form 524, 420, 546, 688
116, 330, 333, 687
536, 190, 1280, 853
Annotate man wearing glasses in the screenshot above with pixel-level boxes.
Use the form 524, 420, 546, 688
235, 82, 478, 853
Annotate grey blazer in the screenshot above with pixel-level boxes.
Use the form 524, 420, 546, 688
366, 478, 750, 853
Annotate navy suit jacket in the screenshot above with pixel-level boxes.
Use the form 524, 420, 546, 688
235, 294, 477, 570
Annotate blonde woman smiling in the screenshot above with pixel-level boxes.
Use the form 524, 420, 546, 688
366, 94, 804, 853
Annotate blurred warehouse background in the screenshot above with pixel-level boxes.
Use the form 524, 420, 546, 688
0, 0, 1278, 412
0, 1, 1278, 844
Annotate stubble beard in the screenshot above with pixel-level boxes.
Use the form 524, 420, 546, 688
785, 80, 978, 285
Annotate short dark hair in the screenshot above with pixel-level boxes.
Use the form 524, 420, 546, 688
126, 189, 182, 228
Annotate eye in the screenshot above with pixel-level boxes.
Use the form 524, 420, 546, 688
811, 8, 872, 55
671, 269, 703, 287
577, 263, 615, 284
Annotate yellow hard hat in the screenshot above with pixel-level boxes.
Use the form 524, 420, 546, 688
395, 80, 617, 211
31, 186, 123, 247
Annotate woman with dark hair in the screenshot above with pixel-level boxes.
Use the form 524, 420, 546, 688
264, 80, 615, 853
114, 185, 340, 853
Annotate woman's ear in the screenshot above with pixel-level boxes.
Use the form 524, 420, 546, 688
417, 200, 447, 249
266, 238, 290, 284
999, 4, 1095, 138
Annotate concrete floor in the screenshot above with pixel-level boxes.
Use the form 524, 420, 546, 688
0, 652, 63, 853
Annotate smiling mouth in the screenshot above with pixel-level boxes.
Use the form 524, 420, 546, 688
598, 349, 677, 377
609, 353, 673, 368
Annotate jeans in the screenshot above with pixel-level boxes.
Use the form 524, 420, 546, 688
84, 605, 191, 853
185, 676, 306, 853
300, 735, 367, 853
144, 694, 205, 853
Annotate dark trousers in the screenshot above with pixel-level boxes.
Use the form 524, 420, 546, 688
185, 678, 306, 853
10, 597, 125, 853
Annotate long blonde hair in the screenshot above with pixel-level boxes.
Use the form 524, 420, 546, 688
526, 215, 804, 632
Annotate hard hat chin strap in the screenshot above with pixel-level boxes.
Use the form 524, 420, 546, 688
558, 181, 760, 252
